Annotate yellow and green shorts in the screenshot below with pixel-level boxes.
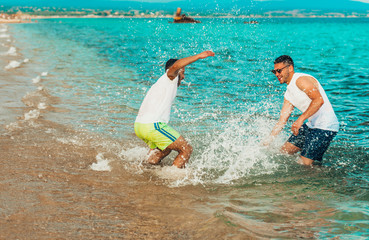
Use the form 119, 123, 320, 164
134, 122, 180, 150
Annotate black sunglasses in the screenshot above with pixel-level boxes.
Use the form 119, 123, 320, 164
271, 65, 290, 74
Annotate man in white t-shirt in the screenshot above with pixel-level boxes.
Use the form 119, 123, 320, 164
264, 55, 339, 165
134, 51, 215, 168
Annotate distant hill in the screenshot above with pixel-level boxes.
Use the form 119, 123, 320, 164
3, 0, 369, 13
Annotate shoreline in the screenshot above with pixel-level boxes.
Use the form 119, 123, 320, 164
1, 14, 369, 24
0, 19, 32, 24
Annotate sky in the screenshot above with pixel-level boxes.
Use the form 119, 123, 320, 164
3, 0, 369, 12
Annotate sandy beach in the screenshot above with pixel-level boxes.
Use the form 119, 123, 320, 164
0, 20, 30, 24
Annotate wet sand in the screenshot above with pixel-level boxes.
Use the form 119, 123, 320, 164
0, 24, 252, 239
0, 119, 238, 239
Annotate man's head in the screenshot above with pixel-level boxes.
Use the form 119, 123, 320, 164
274, 55, 294, 67
165, 58, 185, 86
272, 55, 294, 85
165, 59, 178, 71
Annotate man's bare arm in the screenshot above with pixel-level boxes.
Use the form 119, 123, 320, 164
291, 76, 324, 135
167, 51, 215, 80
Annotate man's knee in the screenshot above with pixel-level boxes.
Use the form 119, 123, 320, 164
169, 136, 190, 151
299, 156, 314, 165
183, 143, 193, 155
281, 142, 300, 155
147, 148, 170, 165
178, 138, 192, 156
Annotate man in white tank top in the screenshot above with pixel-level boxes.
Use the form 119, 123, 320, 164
134, 51, 215, 168
264, 55, 339, 165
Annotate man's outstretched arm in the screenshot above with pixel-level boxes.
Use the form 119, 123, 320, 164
167, 51, 215, 80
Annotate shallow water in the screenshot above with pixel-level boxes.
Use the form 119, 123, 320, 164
1, 18, 369, 238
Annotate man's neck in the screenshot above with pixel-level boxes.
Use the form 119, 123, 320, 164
286, 71, 295, 85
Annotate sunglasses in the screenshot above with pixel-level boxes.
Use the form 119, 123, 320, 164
271, 65, 290, 74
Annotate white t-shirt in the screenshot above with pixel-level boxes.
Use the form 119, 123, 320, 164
135, 72, 179, 124
284, 73, 339, 132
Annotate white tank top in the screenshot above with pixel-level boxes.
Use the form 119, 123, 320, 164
284, 73, 339, 132
135, 72, 179, 124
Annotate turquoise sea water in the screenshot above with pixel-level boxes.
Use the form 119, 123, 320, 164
7, 18, 369, 238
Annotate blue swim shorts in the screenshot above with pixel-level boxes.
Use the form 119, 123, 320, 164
287, 124, 337, 162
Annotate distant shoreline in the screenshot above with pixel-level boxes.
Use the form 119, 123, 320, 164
0, 19, 32, 24
1, 14, 369, 24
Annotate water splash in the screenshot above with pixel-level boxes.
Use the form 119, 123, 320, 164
187, 109, 286, 185
90, 153, 111, 171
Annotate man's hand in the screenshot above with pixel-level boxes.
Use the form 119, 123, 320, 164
291, 118, 304, 136
198, 51, 215, 59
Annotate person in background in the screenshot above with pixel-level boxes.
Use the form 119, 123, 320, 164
264, 55, 339, 165
134, 51, 215, 168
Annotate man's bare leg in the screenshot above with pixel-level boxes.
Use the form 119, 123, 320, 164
298, 156, 314, 165
166, 136, 193, 168
147, 148, 171, 165
281, 142, 314, 165
281, 142, 301, 155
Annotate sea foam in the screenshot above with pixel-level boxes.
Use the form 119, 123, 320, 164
119, 146, 147, 163
32, 76, 41, 83
24, 109, 40, 120
90, 153, 111, 171
37, 102, 47, 109
5, 60, 21, 70
0, 33, 10, 38
154, 166, 191, 181
2, 46, 17, 56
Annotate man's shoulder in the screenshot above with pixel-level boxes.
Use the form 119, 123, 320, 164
154, 72, 171, 83
295, 73, 316, 84
295, 72, 312, 79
